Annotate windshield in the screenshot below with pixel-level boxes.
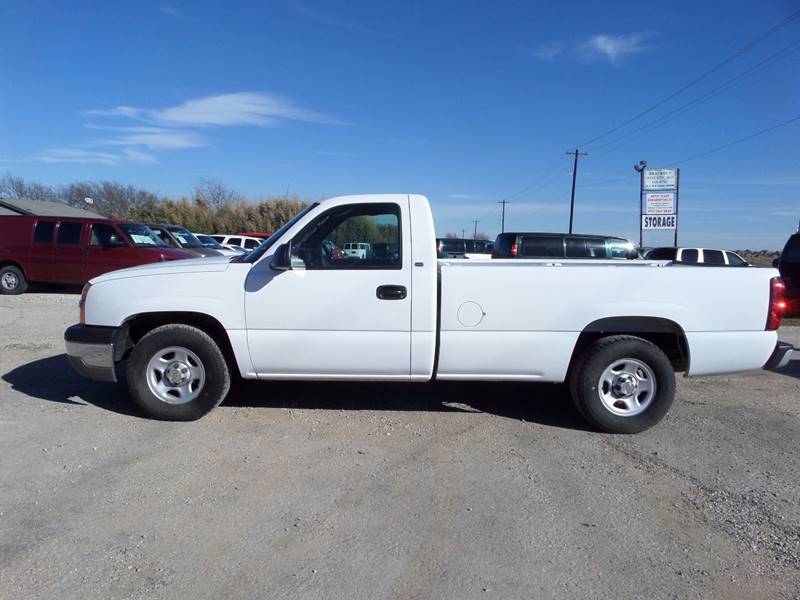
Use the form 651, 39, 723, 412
118, 224, 166, 247
167, 226, 204, 249
195, 234, 224, 249
240, 202, 319, 263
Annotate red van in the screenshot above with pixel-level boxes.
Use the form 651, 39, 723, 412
0, 215, 194, 294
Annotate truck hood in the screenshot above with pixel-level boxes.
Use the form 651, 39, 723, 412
90, 255, 237, 284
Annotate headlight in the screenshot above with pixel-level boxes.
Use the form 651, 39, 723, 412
79, 283, 92, 324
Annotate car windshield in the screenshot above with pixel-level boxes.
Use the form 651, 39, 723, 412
195, 234, 224, 249
118, 224, 165, 247
167, 227, 204, 249
240, 202, 319, 263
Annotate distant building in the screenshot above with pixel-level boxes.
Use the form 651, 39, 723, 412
0, 197, 105, 219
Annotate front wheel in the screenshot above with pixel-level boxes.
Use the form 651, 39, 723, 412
126, 324, 231, 420
0, 265, 28, 295
569, 335, 675, 433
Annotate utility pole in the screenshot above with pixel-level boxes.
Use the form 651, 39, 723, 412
498, 199, 509, 233
566, 148, 588, 234
461, 228, 465, 239
472, 219, 479, 239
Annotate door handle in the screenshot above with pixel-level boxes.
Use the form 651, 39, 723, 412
376, 285, 407, 300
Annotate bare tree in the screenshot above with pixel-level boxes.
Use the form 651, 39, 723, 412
194, 178, 242, 209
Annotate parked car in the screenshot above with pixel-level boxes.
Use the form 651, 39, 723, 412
343, 242, 371, 259
65, 194, 791, 434
492, 233, 637, 260
146, 224, 222, 258
644, 247, 750, 266
0, 215, 193, 294
193, 233, 244, 257
775, 232, 799, 315
210, 234, 263, 251
436, 238, 492, 258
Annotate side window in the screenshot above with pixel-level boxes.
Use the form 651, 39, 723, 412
90, 223, 117, 246
725, 252, 746, 266
33, 220, 55, 244
681, 249, 699, 263
153, 229, 174, 246
521, 235, 563, 257
57, 222, 82, 245
704, 249, 725, 265
244, 238, 260, 250
565, 237, 607, 258
227, 237, 242, 246
292, 203, 401, 270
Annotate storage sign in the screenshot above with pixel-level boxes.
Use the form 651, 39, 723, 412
645, 193, 674, 215
642, 214, 676, 230
643, 168, 677, 191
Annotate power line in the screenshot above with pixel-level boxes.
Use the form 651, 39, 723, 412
578, 7, 800, 148
670, 114, 800, 165
503, 154, 569, 201
589, 36, 800, 156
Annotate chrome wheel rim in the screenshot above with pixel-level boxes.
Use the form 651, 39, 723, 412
1, 272, 18, 290
597, 358, 656, 417
145, 346, 205, 405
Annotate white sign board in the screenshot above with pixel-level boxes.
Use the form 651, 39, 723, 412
645, 192, 675, 215
644, 168, 677, 191
642, 214, 676, 230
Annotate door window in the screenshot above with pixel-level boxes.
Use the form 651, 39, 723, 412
90, 223, 117, 246
227, 237, 242, 246
33, 221, 55, 244
725, 252, 746, 266
57, 222, 82, 245
520, 235, 563, 257
244, 238, 260, 249
565, 237, 607, 258
292, 203, 401, 270
703, 249, 725, 265
680, 249, 699, 263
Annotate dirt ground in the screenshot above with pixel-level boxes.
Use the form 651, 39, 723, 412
1, 293, 798, 600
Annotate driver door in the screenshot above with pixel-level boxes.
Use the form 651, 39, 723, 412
244, 199, 412, 379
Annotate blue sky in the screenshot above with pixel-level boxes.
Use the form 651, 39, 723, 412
1, 0, 799, 249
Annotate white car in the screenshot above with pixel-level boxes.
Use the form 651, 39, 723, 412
65, 194, 792, 433
210, 234, 263, 252
342, 242, 371, 259
192, 234, 244, 257
644, 247, 750, 266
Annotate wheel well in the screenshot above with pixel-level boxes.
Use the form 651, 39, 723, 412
571, 317, 689, 372
123, 312, 238, 372
0, 260, 26, 276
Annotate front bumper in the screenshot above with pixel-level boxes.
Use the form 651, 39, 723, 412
764, 341, 794, 370
64, 324, 130, 382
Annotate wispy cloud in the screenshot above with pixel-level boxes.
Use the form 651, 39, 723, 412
85, 92, 347, 127
158, 4, 186, 20
32, 148, 123, 166
15, 91, 346, 167
529, 32, 654, 65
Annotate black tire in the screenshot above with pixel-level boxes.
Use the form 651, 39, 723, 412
569, 335, 675, 434
126, 324, 231, 421
0, 265, 28, 295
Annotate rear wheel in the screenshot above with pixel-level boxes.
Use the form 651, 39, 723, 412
570, 335, 675, 433
0, 265, 27, 295
126, 324, 230, 420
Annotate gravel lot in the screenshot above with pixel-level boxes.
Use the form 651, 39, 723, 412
1, 292, 798, 599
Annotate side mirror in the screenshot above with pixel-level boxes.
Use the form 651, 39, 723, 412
270, 242, 292, 271
106, 234, 126, 248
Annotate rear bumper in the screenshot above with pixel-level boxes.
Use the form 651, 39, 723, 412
764, 341, 794, 370
64, 324, 130, 383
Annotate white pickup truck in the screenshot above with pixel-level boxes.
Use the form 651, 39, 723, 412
65, 194, 792, 433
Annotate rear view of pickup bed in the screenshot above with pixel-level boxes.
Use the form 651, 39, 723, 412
65, 194, 792, 433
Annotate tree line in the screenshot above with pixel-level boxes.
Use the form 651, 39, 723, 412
0, 174, 307, 234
